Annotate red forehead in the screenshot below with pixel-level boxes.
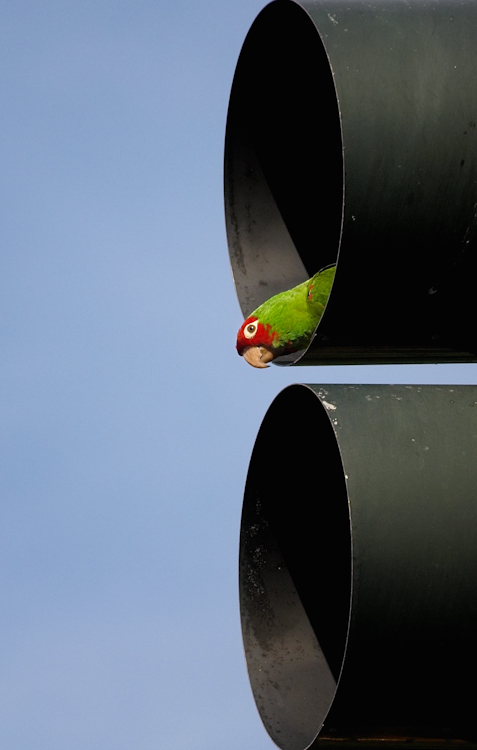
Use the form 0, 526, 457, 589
236, 316, 276, 353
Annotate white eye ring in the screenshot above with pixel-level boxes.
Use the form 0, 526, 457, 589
243, 320, 258, 339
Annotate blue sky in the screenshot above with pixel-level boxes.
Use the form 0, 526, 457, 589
1, 1, 477, 748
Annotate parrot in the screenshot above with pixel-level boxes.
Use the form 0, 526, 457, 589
236, 264, 336, 368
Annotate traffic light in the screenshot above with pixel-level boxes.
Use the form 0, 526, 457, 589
225, 2, 477, 748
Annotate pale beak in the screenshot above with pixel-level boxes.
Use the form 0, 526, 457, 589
242, 345, 275, 369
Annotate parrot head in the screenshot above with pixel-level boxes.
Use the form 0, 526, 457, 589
236, 316, 285, 368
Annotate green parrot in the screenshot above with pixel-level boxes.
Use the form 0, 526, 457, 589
236, 264, 336, 368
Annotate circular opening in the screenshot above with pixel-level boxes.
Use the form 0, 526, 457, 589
225, 0, 343, 320
239, 385, 351, 750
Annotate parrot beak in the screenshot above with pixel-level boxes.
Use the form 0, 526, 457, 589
242, 345, 275, 369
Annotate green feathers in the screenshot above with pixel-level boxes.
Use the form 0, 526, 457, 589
236, 265, 335, 368
255, 265, 335, 349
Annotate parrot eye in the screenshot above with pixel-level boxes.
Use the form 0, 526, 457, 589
243, 321, 258, 339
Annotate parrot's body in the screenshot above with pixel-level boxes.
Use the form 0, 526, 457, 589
236, 265, 336, 368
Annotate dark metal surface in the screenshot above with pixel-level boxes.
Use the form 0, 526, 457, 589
225, 0, 477, 365
240, 384, 477, 749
